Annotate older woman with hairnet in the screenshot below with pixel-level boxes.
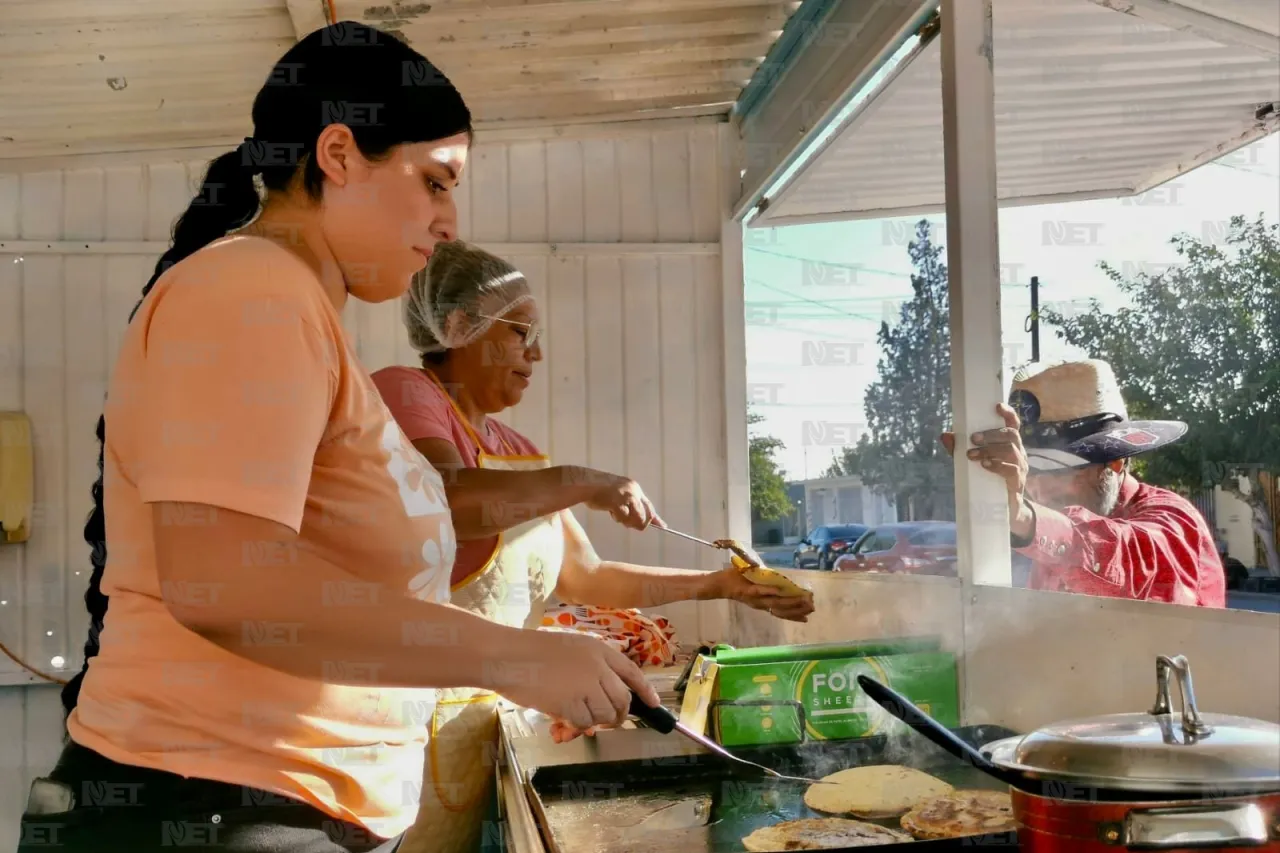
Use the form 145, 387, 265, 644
371, 241, 814, 853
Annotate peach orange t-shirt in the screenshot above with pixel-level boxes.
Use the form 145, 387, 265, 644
67, 236, 457, 839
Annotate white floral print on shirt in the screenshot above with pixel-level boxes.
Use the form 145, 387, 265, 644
379, 419, 455, 602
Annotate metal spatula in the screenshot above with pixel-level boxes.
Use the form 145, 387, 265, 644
653, 526, 769, 569
653, 525, 721, 551
628, 692, 827, 785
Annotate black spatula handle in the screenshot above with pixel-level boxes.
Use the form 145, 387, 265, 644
629, 690, 679, 734
856, 674, 1020, 787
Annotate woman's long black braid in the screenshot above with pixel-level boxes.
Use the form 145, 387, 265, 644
59, 20, 471, 719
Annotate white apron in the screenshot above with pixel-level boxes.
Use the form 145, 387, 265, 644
400, 381, 563, 853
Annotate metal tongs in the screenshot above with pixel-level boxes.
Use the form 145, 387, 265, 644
627, 692, 826, 785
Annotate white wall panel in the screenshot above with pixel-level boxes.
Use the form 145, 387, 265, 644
0, 120, 731, 832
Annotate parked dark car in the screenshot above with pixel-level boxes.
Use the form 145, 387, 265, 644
833, 521, 958, 577
793, 524, 870, 570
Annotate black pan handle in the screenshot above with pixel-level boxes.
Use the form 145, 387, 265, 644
856, 675, 1021, 788
629, 690, 679, 734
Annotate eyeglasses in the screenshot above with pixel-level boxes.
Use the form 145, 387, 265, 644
480, 314, 543, 349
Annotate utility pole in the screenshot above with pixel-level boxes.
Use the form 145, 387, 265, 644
1030, 275, 1041, 363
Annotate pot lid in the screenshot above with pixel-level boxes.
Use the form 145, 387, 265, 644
984, 655, 1280, 795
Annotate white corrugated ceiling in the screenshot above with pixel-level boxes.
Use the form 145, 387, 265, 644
754, 0, 1280, 225
0, 0, 797, 160
284, 0, 798, 125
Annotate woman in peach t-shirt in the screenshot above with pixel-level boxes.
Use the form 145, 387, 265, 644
17, 23, 657, 853
371, 242, 816, 853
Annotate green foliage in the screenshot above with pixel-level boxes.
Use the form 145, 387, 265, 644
749, 411, 793, 521
1043, 215, 1280, 571
1043, 215, 1279, 488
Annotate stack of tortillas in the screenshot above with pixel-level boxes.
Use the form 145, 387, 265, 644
740, 818, 911, 851
803, 765, 954, 819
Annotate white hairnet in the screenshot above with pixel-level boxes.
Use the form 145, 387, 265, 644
403, 240, 534, 354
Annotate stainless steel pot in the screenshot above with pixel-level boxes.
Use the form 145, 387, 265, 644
981, 655, 1280, 851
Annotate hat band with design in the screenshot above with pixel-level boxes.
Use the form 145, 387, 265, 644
1020, 412, 1124, 449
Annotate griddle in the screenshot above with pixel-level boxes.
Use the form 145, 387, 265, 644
524, 725, 1021, 853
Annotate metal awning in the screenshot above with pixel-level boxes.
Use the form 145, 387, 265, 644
0, 0, 801, 160
748, 0, 1280, 226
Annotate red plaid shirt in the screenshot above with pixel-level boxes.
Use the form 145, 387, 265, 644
1019, 476, 1226, 607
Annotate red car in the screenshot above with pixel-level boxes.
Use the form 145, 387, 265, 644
832, 522, 958, 576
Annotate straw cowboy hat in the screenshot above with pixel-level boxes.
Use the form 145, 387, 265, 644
1008, 359, 1187, 472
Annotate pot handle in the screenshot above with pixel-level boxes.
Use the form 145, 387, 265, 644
1150, 655, 1213, 738
1119, 803, 1271, 848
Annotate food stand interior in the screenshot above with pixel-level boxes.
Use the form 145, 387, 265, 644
0, 0, 1278, 844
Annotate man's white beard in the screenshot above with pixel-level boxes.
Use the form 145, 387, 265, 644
1096, 469, 1122, 516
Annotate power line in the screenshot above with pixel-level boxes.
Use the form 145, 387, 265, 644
747, 245, 918, 279
1207, 160, 1280, 180
749, 277, 879, 323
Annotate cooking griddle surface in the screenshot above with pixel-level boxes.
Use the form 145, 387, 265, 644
531, 725, 1020, 853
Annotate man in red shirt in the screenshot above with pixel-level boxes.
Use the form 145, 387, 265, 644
944, 359, 1225, 607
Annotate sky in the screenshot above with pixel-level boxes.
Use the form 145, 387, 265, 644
744, 133, 1280, 482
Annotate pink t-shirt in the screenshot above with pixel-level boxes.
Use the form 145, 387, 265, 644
371, 365, 541, 585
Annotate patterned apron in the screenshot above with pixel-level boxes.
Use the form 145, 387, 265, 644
399, 382, 563, 853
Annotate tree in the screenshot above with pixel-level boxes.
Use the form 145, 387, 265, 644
1043, 214, 1280, 575
827, 220, 954, 520
749, 410, 793, 521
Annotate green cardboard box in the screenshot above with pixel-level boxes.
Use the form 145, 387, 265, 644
685, 638, 958, 748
